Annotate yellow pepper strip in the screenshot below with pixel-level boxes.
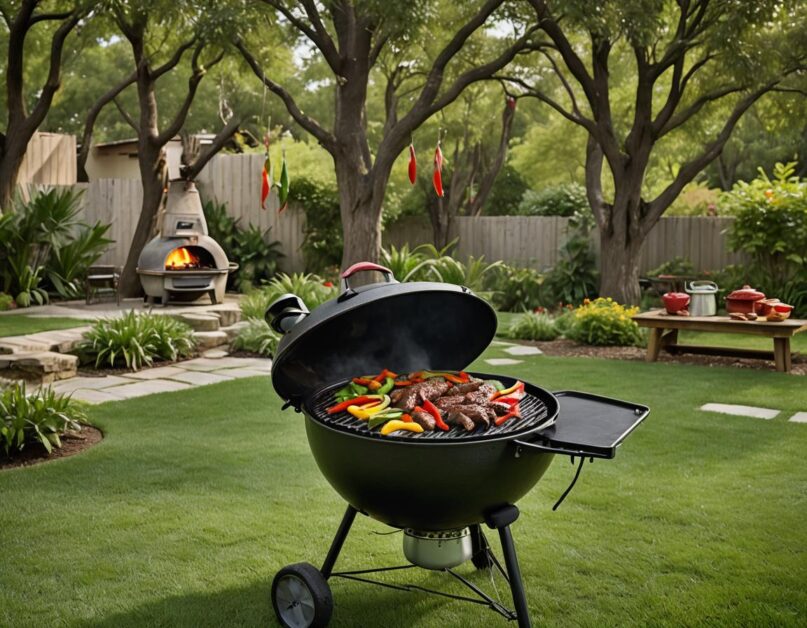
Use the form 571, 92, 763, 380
380, 420, 424, 435
367, 380, 382, 391
347, 394, 391, 420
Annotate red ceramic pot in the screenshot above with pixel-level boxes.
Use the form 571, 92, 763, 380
726, 285, 765, 314
662, 292, 690, 314
754, 298, 780, 316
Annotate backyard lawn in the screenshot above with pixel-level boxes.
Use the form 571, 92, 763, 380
1, 348, 805, 627
0, 314, 92, 337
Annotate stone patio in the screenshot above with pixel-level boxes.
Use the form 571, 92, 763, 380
51, 355, 272, 404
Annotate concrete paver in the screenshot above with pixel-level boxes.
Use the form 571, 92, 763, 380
52, 375, 133, 393
69, 388, 126, 404
169, 370, 234, 386
504, 345, 543, 356
103, 379, 192, 399
700, 403, 779, 420
788, 412, 807, 424
125, 365, 187, 380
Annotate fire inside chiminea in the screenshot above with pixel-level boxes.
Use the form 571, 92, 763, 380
165, 246, 200, 270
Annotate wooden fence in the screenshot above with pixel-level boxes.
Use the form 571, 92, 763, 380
63, 152, 741, 274
18, 132, 76, 187
386, 215, 743, 273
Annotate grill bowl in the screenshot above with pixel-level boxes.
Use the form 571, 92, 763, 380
302, 373, 559, 530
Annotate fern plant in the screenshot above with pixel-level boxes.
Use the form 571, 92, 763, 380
231, 318, 280, 357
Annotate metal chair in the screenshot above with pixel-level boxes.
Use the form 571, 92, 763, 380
85, 265, 121, 306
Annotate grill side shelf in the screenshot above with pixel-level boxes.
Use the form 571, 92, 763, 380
516, 391, 649, 459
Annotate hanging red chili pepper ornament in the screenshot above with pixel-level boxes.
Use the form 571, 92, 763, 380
408, 142, 417, 185
432, 138, 444, 198
506, 95, 517, 110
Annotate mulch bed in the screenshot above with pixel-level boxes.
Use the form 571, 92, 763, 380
513, 338, 807, 376
0, 425, 103, 471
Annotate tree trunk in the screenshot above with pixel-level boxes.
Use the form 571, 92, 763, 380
118, 145, 167, 298
598, 228, 643, 305
0, 134, 28, 211
428, 196, 453, 250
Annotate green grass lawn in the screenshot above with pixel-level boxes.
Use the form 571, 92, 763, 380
0, 314, 92, 337
496, 310, 807, 353
1, 350, 806, 627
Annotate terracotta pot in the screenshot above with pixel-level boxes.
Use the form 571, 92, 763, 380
662, 292, 690, 314
725, 285, 766, 314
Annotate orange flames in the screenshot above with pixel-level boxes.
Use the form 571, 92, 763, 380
165, 247, 200, 270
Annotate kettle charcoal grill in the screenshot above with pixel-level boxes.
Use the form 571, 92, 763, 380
267, 262, 649, 628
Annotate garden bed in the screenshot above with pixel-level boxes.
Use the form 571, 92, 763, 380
0, 425, 103, 470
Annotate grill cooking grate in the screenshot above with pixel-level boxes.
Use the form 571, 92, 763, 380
307, 378, 555, 442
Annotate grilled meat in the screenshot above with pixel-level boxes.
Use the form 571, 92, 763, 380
444, 379, 483, 395
446, 410, 475, 432
491, 401, 512, 416
411, 410, 436, 431
393, 379, 452, 411
435, 401, 492, 428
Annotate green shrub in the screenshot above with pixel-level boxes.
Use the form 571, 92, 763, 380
78, 311, 196, 371
380, 243, 434, 282
543, 233, 598, 306
487, 264, 546, 312
507, 312, 559, 341
517, 183, 588, 217
202, 199, 284, 291
0, 382, 87, 455
290, 178, 343, 273
240, 273, 337, 320
646, 256, 696, 278
553, 307, 576, 336
483, 164, 529, 216
565, 298, 643, 346
0, 293, 14, 311
231, 318, 280, 357
0, 187, 110, 303
723, 162, 806, 287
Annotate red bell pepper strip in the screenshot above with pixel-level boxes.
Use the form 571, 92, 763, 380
494, 408, 520, 426
408, 143, 417, 185
353, 377, 373, 387
394, 380, 413, 387
373, 368, 397, 382
327, 395, 376, 415
401, 413, 413, 423
459, 371, 470, 382
421, 399, 450, 431
496, 396, 521, 406
443, 373, 465, 385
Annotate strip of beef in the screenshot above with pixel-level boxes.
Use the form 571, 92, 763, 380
490, 401, 512, 416
443, 379, 484, 396
446, 410, 475, 432
437, 402, 492, 428
393, 379, 452, 412
411, 410, 436, 431
462, 383, 497, 406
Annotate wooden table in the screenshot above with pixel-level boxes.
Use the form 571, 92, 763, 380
633, 310, 807, 373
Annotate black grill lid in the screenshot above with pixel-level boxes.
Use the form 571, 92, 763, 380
269, 262, 497, 405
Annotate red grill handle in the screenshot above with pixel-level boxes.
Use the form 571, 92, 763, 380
339, 262, 396, 298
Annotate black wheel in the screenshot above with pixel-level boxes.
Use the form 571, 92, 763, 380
271, 562, 333, 628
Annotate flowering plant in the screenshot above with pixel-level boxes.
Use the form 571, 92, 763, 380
565, 297, 643, 346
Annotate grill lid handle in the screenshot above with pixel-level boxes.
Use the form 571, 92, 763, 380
267, 294, 310, 334
339, 262, 397, 300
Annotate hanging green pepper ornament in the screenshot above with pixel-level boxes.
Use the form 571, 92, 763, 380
278, 149, 289, 212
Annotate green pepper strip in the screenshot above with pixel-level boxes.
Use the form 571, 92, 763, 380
368, 411, 404, 430
377, 377, 395, 396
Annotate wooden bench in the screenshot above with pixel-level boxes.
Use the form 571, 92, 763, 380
633, 310, 807, 373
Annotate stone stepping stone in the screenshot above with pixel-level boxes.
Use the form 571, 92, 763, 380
169, 370, 233, 386
69, 388, 126, 404
181, 356, 252, 371
202, 348, 229, 359
125, 365, 187, 380
0, 337, 50, 355
193, 330, 228, 350
103, 379, 191, 399
484, 358, 524, 366
220, 367, 271, 379
490, 340, 516, 346
700, 403, 779, 420
175, 313, 220, 332
504, 345, 543, 356
788, 412, 807, 424
51, 374, 133, 393
209, 305, 241, 327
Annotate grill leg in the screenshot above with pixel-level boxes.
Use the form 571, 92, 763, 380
486, 505, 531, 628
321, 504, 358, 579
